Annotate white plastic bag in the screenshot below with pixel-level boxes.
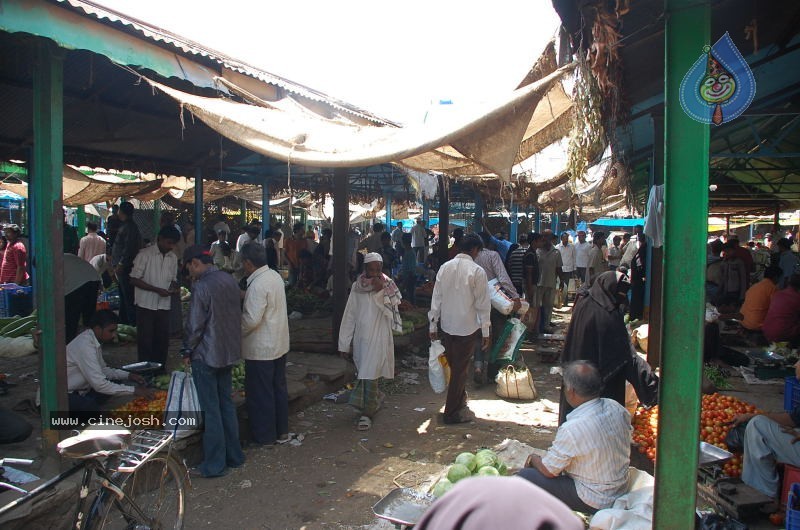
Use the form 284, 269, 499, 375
428, 340, 447, 394
487, 279, 515, 314
164, 369, 203, 440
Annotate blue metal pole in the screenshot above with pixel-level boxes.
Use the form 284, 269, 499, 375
472, 194, 483, 233
422, 199, 430, 225
510, 203, 519, 242
385, 194, 392, 230
194, 169, 203, 245
534, 208, 542, 233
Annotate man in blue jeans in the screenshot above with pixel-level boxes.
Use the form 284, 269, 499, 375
181, 245, 245, 478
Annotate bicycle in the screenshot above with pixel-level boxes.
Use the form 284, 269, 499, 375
0, 428, 187, 529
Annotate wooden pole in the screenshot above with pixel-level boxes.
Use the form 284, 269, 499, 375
437, 175, 449, 264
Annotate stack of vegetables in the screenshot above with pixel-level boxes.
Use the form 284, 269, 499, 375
115, 324, 137, 343
286, 290, 332, 316
232, 362, 245, 391
0, 310, 38, 357
0, 311, 37, 338
432, 449, 509, 497
632, 393, 758, 477
112, 390, 168, 420
392, 309, 429, 336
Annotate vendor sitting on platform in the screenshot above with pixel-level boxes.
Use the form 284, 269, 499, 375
762, 273, 800, 346
518, 361, 631, 513
67, 310, 152, 413
733, 360, 800, 502
736, 265, 781, 332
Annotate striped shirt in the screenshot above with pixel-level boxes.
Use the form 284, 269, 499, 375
542, 398, 631, 509
507, 246, 528, 291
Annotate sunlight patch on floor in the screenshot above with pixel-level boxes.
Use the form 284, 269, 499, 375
466, 398, 559, 428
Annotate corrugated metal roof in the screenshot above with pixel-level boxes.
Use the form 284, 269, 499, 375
53, 0, 399, 126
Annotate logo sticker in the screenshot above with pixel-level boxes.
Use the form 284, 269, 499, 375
679, 32, 756, 125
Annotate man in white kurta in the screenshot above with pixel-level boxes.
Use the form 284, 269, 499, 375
338, 253, 401, 430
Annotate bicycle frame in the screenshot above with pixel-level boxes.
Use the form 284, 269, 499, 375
0, 457, 153, 529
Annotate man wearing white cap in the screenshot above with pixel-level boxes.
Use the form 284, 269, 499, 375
338, 252, 402, 431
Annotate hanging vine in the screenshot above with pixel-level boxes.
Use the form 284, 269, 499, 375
566, 53, 605, 186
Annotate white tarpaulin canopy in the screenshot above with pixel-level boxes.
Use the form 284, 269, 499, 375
144, 43, 575, 183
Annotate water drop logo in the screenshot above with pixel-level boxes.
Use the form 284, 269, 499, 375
679, 32, 756, 125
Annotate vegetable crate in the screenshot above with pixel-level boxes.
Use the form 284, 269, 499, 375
0, 284, 32, 318
785, 376, 800, 412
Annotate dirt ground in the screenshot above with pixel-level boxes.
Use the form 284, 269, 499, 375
0, 302, 793, 529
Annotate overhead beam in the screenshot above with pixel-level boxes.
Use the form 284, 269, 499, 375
0, 0, 222, 90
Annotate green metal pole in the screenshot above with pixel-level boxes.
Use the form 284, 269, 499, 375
240, 198, 247, 225
75, 206, 85, 237
653, 1, 710, 527
31, 41, 67, 445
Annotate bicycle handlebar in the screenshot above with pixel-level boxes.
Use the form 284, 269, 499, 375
0, 458, 34, 466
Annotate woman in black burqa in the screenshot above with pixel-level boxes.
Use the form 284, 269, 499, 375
558, 270, 659, 425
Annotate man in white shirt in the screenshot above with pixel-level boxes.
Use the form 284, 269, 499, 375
130, 226, 180, 367
67, 310, 151, 413
240, 242, 291, 445
77, 222, 107, 262
411, 218, 429, 263
573, 231, 591, 284
520, 361, 631, 513
390, 222, 404, 251
556, 232, 576, 302
90, 251, 115, 288
620, 227, 642, 270
585, 232, 607, 283
64, 253, 102, 344
429, 234, 491, 424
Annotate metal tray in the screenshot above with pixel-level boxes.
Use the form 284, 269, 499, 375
373, 488, 436, 527
699, 441, 733, 466
121, 362, 163, 373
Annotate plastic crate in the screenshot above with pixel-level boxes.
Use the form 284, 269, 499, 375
788, 482, 800, 529
0, 284, 33, 318
785, 376, 800, 412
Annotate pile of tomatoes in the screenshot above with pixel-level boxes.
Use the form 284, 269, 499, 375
632, 393, 759, 478
113, 390, 168, 415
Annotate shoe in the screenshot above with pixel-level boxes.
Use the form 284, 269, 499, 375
443, 410, 475, 425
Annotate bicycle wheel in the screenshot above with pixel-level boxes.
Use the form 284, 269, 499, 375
91, 454, 186, 530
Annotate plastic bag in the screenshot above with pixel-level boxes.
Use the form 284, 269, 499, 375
489, 318, 527, 363
428, 340, 447, 394
495, 364, 537, 400
164, 369, 203, 439
487, 279, 515, 315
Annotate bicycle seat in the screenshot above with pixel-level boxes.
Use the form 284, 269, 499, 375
57, 428, 131, 459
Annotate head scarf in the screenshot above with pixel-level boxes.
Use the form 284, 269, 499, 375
588, 270, 630, 312
351, 255, 403, 333
363, 252, 383, 264
416, 476, 582, 530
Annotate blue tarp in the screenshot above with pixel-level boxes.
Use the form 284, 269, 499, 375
589, 218, 645, 227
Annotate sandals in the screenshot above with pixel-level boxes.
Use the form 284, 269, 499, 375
276, 432, 298, 445
357, 416, 372, 431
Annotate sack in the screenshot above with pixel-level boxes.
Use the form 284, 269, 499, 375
164, 369, 203, 439
487, 279, 515, 315
553, 288, 564, 309
724, 421, 748, 453
495, 364, 537, 400
428, 340, 447, 394
489, 318, 527, 363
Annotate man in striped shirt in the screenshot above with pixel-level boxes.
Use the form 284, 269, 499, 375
519, 361, 631, 512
